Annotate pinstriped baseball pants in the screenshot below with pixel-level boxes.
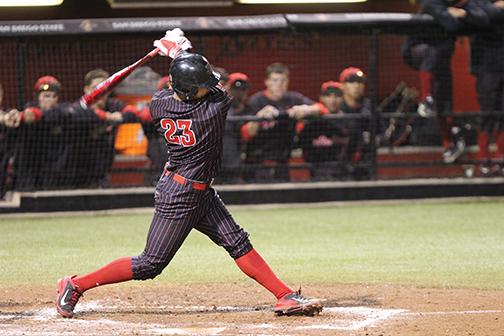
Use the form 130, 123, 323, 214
132, 173, 253, 280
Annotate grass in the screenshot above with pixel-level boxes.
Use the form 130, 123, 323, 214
1, 199, 504, 289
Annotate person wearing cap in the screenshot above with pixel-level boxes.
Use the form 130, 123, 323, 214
12, 75, 76, 190
243, 62, 323, 182
297, 80, 350, 179
318, 81, 344, 115
219, 72, 252, 183
471, 0, 504, 176
338, 67, 375, 179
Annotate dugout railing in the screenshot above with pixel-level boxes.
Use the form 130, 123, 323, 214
0, 13, 499, 195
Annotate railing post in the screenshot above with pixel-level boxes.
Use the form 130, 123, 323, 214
369, 28, 380, 180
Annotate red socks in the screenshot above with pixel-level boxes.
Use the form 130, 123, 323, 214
73, 257, 133, 293
235, 249, 292, 299
438, 117, 454, 149
496, 131, 504, 159
419, 71, 433, 101
72, 251, 294, 300
478, 132, 490, 161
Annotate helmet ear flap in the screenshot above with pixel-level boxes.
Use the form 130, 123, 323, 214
173, 86, 199, 101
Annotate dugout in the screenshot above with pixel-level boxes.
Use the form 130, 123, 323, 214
1, 13, 503, 211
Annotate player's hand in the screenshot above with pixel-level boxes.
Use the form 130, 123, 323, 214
256, 105, 279, 119
105, 111, 124, 123
288, 104, 321, 120
494, 0, 504, 9
447, 7, 467, 19
287, 105, 309, 119
246, 121, 260, 138
4, 109, 22, 128
154, 28, 192, 59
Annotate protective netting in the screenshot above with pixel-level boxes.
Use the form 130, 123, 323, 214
0, 18, 501, 195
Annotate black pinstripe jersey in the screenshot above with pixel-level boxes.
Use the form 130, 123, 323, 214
149, 87, 232, 182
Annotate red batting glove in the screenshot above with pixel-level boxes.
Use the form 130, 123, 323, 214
154, 28, 192, 59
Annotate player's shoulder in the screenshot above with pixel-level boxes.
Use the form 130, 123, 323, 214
207, 86, 231, 103
285, 90, 306, 99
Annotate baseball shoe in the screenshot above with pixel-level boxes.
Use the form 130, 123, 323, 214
274, 290, 323, 317
442, 138, 465, 164
417, 96, 435, 118
56, 275, 82, 318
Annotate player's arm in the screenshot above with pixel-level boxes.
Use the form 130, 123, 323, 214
287, 92, 323, 119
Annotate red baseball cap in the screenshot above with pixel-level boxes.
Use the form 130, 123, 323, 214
339, 67, 366, 83
228, 72, 250, 90
157, 76, 170, 90
34, 75, 61, 93
320, 81, 343, 95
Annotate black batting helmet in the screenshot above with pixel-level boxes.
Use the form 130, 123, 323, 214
169, 53, 219, 101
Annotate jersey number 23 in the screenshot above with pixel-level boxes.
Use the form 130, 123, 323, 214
160, 118, 196, 147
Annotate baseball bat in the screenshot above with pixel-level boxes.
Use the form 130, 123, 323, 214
79, 48, 160, 109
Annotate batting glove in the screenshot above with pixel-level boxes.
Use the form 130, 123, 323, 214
154, 28, 192, 59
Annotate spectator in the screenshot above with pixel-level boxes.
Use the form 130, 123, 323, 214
297, 81, 350, 179
12, 76, 74, 190
339, 67, 374, 179
472, 0, 504, 176
242, 62, 323, 181
403, 0, 488, 163
220, 72, 251, 183
70, 69, 137, 187
0, 83, 13, 198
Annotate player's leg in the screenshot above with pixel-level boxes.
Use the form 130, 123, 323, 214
496, 75, 504, 174
476, 71, 495, 174
56, 177, 201, 317
194, 190, 322, 316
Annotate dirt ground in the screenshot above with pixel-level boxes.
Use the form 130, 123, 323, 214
1, 283, 503, 336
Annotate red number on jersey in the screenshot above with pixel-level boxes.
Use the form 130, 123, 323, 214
160, 118, 196, 147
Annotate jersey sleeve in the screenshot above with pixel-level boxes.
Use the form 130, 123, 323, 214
290, 91, 315, 105
149, 90, 170, 121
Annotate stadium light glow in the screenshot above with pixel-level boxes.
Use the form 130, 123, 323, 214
238, 0, 366, 3
0, 0, 63, 6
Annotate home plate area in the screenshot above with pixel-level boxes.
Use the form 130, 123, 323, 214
0, 300, 407, 336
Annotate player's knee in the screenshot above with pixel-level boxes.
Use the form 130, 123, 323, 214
227, 235, 253, 260
132, 256, 166, 280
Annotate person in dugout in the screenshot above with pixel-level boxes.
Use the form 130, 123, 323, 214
471, 0, 504, 176
220, 72, 252, 183
297, 81, 350, 179
9, 76, 76, 190
241, 62, 324, 181
69, 69, 138, 188
402, 0, 488, 164
337, 67, 375, 180
0, 83, 15, 197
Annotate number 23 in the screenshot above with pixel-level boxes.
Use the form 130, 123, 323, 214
160, 118, 196, 147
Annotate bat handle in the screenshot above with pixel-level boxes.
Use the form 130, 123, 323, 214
79, 48, 161, 109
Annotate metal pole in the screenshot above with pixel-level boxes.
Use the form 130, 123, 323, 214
368, 29, 380, 180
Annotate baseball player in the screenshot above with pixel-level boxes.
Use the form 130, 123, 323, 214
471, 0, 504, 175
56, 29, 322, 318
403, 0, 488, 163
